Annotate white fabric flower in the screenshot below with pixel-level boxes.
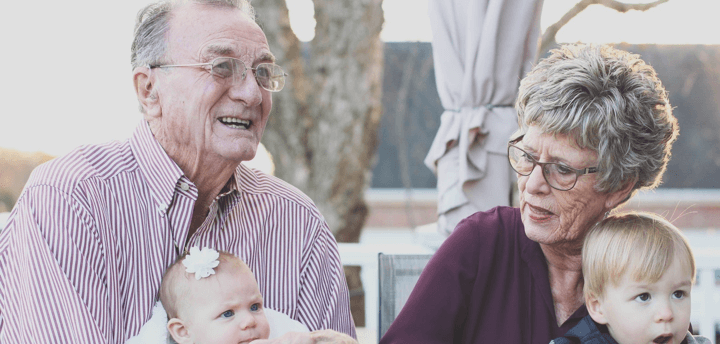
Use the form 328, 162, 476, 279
182, 247, 220, 280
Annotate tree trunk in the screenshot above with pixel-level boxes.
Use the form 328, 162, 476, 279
254, 0, 385, 244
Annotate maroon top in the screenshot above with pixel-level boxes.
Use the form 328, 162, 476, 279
380, 206, 587, 344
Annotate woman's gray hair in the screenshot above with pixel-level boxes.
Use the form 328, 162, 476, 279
130, 0, 256, 70
515, 44, 678, 196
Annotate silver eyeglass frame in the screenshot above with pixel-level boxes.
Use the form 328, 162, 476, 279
148, 57, 288, 92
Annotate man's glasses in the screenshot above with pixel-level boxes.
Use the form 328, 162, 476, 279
150, 57, 288, 92
507, 135, 599, 191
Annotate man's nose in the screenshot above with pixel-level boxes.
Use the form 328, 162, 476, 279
228, 71, 263, 106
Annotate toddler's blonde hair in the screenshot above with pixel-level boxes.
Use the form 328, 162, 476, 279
583, 212, 695, 301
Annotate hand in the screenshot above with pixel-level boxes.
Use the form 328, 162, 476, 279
250, 330, 358, 344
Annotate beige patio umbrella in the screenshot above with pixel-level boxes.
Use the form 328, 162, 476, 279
424, 0, 544, 235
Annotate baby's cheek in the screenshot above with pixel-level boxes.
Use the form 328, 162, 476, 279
259, 316, 271, 339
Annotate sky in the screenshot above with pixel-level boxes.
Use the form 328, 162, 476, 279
1, 0, 719, 158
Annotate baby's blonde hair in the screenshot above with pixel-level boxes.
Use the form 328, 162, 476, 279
582, 212, 695, 301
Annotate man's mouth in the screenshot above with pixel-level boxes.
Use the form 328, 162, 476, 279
653, 334, 673, 344
219, 117, 251, 129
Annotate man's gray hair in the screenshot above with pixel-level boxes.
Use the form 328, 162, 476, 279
130, 0, 256, 70
515, 44, 679, 196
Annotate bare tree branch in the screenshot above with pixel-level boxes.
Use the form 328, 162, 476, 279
539, 0, 593, 56
597, 0, 670, 12
538, 0, 670, 58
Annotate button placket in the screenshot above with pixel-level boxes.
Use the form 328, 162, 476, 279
157, 202, 168, 216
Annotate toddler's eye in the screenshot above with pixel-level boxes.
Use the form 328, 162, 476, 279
221, 310, 234, 318
672, 290, 686, 299
635, 293, 651, 302
250, 303, 261, 312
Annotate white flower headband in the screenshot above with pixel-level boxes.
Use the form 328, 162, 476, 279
182, 247, 220, 280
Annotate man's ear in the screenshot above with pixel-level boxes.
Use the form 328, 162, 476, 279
133, 66, 161, 118
586, 294, 609, 325
604, 178, 636, 211
167, 318, 192, 344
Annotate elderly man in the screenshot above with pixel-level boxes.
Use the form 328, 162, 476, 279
0, 1, 356, 343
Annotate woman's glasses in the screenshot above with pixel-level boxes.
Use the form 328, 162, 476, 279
507, 136, 598, 191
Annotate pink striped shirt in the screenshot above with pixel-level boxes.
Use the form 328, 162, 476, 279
0, 121, 355, 343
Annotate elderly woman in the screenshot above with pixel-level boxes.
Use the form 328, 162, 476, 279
380, 44, 679, 344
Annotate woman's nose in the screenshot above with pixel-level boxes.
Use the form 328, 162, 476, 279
524, 164, 551, 194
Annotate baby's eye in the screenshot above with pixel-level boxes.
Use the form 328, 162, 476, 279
221, 310, 234, 318
672, 290, 686, 299
635, 293, 651, 302
250, 303, 261, 312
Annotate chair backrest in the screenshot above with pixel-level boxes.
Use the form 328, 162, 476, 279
378, 253, 433, 342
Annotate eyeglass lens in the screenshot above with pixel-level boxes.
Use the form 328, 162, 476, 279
210, 58, 286, 92
508, 145, 578, 190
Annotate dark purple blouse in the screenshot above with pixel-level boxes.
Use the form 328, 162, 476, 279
380, 206, 587, 344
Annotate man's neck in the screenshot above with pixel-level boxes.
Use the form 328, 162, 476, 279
149, 120, 240, 198
148, 122, 242, 243
173, 153, 237, 195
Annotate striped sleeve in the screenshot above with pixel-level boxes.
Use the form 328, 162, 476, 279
297, 219, 356, 338
0, 186, 108, 343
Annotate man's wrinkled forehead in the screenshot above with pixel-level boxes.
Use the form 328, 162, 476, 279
167, 1, 272, 61
202, 44, 276, 64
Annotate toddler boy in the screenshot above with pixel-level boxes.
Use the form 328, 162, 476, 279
551, 212, 710, 344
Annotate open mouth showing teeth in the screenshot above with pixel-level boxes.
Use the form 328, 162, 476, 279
219, 117, 251, 129
653, 335, 672, 344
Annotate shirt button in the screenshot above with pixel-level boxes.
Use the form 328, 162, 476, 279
157, 203, 168, 213
180, 182, 190, 191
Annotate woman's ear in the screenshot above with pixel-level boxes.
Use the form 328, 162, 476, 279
133, 66, 161, 119
586, 294, 609, 325
604, 178, 636, 211
167, 318, 192, 344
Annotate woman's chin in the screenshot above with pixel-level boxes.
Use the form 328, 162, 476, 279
522, 211, 560, 243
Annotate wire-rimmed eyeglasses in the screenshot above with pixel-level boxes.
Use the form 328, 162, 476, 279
507, 135, 599, 191
149, 57, 288, 92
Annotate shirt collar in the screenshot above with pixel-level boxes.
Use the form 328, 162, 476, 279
130, 120, 186, 212
218, 172, 239, 199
